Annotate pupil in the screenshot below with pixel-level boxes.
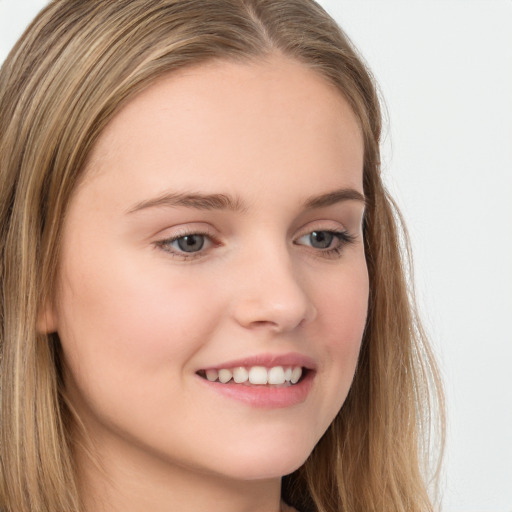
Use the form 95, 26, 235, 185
177, 235, 204, 252
311, 231, 333, 249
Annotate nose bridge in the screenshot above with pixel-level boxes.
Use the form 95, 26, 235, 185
231, 236, 317, 332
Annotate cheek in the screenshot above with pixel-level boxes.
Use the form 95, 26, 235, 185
315, 262, 368, 389
55, 252, 228, 443
322, 259, 368, 337
55, 248, 222, 383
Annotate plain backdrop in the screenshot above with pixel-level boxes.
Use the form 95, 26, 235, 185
1, 1, 511, 511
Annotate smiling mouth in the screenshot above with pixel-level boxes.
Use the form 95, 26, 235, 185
196, 365, 306, 386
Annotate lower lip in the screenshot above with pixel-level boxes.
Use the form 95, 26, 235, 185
196, 371, 315, 409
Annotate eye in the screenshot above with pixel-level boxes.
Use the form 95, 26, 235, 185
304, 231, 335, 249
172, 234, 206, 253
295, 229, 355, 256
156, 231, 215, 259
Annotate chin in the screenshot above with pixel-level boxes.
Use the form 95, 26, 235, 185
211, 439, 313, 481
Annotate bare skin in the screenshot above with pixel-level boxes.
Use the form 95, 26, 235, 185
43, 54, 368, 512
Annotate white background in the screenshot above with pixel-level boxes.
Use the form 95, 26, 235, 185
1, 1, 511, 511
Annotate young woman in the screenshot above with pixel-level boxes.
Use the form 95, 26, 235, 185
0, 1, 444, 511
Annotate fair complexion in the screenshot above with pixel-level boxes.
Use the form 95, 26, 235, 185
44, 55, 368, 512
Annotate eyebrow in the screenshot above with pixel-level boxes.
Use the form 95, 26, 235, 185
127, 192, 247, 214
126, 187, 366, 214
302, 188, 366, 210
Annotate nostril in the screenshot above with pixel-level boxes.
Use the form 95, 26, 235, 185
251, 320, 278, 328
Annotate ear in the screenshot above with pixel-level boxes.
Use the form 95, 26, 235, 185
37, 299, 58, 334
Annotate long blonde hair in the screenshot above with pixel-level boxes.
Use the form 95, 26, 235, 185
0, 1, 444, 511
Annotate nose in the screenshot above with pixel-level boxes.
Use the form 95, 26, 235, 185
231, 246, 317, 333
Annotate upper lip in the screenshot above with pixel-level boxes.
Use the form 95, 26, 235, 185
199, 352, 316, 371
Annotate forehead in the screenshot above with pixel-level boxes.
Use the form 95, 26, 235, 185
82, 54, 364, 201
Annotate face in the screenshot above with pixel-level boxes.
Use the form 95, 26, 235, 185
47, 55, 368, 483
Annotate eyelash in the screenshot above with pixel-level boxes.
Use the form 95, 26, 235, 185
298, 230, 356, 259
155, 229, 217, 261
155, 228, 356, 261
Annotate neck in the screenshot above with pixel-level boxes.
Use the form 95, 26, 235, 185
75, 435, 283, 512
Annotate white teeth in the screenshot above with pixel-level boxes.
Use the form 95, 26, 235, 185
233, 366, 249, 383
290, 367, 302, 384
206, 369, 218, 382
268, 366, 286, 385
218, 369, 233, 383
249, 366, 268, 385
203, 365, 304, 386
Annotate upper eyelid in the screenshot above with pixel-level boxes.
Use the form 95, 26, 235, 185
158, 229, 217, 247
293, 221, 351, 239
155, 222, 352, 242
155, 223, 217, 240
